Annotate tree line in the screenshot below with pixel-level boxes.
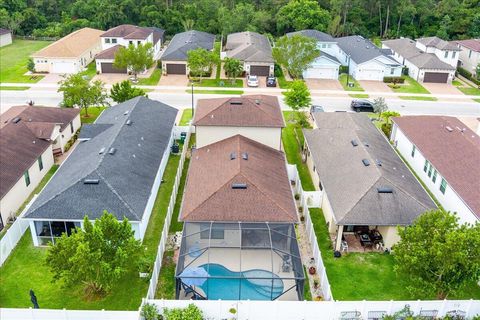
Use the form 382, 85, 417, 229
1, 0, 479, 41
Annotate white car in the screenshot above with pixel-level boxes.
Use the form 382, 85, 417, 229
247, 75, 259, 87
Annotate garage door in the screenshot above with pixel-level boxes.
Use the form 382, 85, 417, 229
51, 61, 76, 74
101, 63, 127, 74
423, 72, 449, 83
356, 69, 382, 81
166, 63, 186, 75
303, 67, 338, 79
250, 65, 270, 76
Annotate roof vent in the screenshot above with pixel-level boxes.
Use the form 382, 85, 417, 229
108, 147, 116, 155
377, 187, 393, 193
364, 141, 369, 147
242, 152, 248, 160
375, 159, 382, 166
445, 126, 453, 132
230, 100, 243, 105
362, 159, 370, 166
255, 99, 261, 105
123, 111, 129, 115
232, 183, 247, 189
126, 119, 133, 125
84, 179, 100, 184
230, 152, 236, 160
351, 139, 358, 147
12, 117, 21, 123
99, 147, 106, 154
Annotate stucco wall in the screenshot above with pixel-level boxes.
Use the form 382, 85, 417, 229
0, 33, 12, 47
196, 126, 282, 150
377, 226, 401, 249
458, 46, 480, 75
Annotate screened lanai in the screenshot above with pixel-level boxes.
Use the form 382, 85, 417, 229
175, 222, 304, 301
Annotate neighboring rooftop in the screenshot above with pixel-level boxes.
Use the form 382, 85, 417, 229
31, 27, 104, 58
95, 45, 122, 59
0, 28, 11, 35
336, 35, 399, 65
225, 31, 274, 63
161, 30, 215, 61
287, 29, 335, 42
392, 116, 480, 218
180, 135, 297, 222
383, 38, 455, 70
304, 113, 436, 226
0, 106, 80, 199
24, 97, 177, 221
193, 95, 284, 128
452, 39, 480, 52
417, 36, 460, 51
101, 24, 164, 42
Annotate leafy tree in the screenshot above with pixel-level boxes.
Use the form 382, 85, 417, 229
372, 97, 388, 118
436, 14, 452, 40
58, 73, 108, 117
110, 80, 147, 103
381, 110, 400, 124
46, 211, 144, 296
276, 0, 331, 34
114, 43, 154, 81
163, 304, 203, 320
272, 34, 320, 79
223, 57, 243, 84
470, 13, 480, 38
394, 209, 480, 299
283, 80, 311, 121
27, 58, 35, 73
476, 63, 480, 80
0, 9, 24, 35
187, 48, 218, 80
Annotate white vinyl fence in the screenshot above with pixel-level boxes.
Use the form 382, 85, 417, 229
147, 299, 480, 320
0, 308, 138, 320
146, 126, 191, 299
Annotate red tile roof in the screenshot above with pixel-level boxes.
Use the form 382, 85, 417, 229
193, 95, 285, 128
392, 116, 480, 218
180, 135, 298, 222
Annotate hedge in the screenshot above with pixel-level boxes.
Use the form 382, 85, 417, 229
339, 65, 349, 74
457, 67, 480, 85
383, 76, 405, 84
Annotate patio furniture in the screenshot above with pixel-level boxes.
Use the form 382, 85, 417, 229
369, 229, 383, 243
368, 311, 387, 320
419, 310, 438, 319
340, 311, 361, 320
281, 254, 292, 273
359, 233, 373, 250
341, 240, 349, 252
446, 310, 466, 319
181, 282, 195, 297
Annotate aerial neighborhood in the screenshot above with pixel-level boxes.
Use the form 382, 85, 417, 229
0, 1, 479, 319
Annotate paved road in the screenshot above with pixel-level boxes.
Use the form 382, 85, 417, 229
1, 90, 479, 117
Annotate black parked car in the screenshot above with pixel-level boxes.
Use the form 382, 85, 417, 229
266, 76, 276, 87
351, 99, 374, 112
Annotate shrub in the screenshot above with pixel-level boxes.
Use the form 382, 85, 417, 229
381, 122, 393, 138
383, 76, 405, 84
27, 58, 36, 73
274, 64, 284, 77
339, 65, 349, 74
402, 67, 409, 76
457, 67, 480, 85
163, 304, 203, 320
141, 303, 160, 320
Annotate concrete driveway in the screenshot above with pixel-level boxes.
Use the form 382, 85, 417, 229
92, 73, 129, 85
421, 83, 463, 95
358, 80, 392, 92
37, 74, 64, 84
305, 79, 342, 90
244, 76, 267, 88
159, 74, 189, 86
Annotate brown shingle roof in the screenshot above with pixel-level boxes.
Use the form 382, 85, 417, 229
31, 27, 103, 58
392, 116, 480, 218
95, 45, 122, 59
452, 39, 480, 52
0, 106, 80, 199
180, 135, 298, 222
193, 95, 285, 128
101, 25, 149, 39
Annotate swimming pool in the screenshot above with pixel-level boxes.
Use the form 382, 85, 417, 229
196, 263, 284, 300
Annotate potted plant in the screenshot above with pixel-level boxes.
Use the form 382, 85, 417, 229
313, 279, 319, 289
298, 206, 303, 213
308, 266, 316, 275
294, 194, 300, 200
229, 307, 237, 320
314, 295, 323, 301
300, 215, 305, 222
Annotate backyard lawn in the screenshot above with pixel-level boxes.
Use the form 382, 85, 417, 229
80, 106, 107, 123
0, 40, 51, 83
137, 68, 162, 86
390, 76, 429, 94
339, 74, 364, 92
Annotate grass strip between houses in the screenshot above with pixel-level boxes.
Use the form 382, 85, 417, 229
186, 89, 244, 95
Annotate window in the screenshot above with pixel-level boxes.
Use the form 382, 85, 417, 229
137, 41, 141, 45
390, 68, 395, 75
440, 178, 447, 194
469, 50, 472, 58
129, 40, 133, 45
321, 44, 326, 48
411, 145, 416, 158
319, 181, 323, 191
327, 44, 331, 48
313, 165, 316, 172
24, 170, 30, 186
428, 163, 433, 177
105, 38, 110, 43
444, 51, 448, 58
432, 170, 437, 183
38, 156, 43, 171
70, 122, 74, 134
452, 51, 456, 58
423, 160, 429, 173
112, 38, 117, 44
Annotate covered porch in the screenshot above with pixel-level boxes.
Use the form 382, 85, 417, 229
332, 225, 391, 253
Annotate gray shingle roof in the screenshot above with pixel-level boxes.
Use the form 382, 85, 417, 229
417, 36, 460, 51
319, 50, 341, 64
336, 35, 399, 65
24, 97, 177, 221
287, 29, 335, 42
161, 30, 215, 61
225, 31, 273, 63
303, 113, 436, 226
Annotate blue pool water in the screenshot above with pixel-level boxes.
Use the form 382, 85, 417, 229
197, 263, 284, 300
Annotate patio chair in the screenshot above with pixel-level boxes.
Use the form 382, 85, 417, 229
181, 282, 195, 297
341, 240, 348, 252
418, 309, 438, 319
340, 311, 361, 320
368, 311, 387, 320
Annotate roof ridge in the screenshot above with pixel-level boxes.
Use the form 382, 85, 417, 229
382, 175, 432, 212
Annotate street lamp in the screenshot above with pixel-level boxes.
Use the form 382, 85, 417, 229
191, 82, 194, 118
346, 54, 351, 88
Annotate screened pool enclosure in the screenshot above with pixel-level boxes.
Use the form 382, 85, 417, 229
175, 222, 305, 301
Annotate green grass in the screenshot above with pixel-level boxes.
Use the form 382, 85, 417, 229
452, 80, 462, 86
275, 66, 293, 89
214, 42, 221, 79
0, 86, 30, 90
390, 76, 430, 94
474, 98, 480, 103
0, 39, 51, 83
303, 266, 312, 301
339, 74, 364, 92
186, 89, 244, 95
399, 96, 438, 101
193, 78, 243, 88
0, 152, 184, 310
79, 62, 97, 80
80, 107, 107, 124
136, 68, 161, 86
457, 86, 480, 96
179, 109, 193, 126
349, 93, 369, 98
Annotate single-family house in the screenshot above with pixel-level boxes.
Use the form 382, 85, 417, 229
335, 35, 402, 81
303, 112, 436, 251
96, 24, 165, 74
382, 37, 458, 83
287, 30, 341, 79
176, 134, 303, 301
0, 106, 80, 230
31, 27, 103, 74
193, 95, 284, 150
160, 30, 215, 75
391, 116, 480, 224
223, 31, 274, 76
23, 97, 177, 246
0, 28, 12, 47
451, 39, 480, 77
